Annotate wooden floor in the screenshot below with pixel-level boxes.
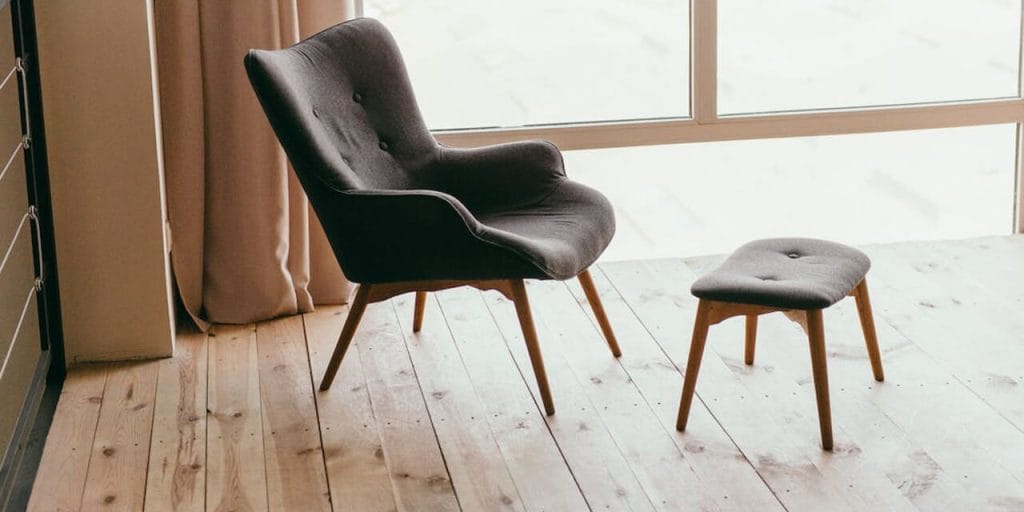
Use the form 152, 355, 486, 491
26, 236, 1024, 511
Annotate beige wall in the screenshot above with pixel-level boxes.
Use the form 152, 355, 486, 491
34, 0, 174, 362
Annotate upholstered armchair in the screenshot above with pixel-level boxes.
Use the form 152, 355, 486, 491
245, 18, 619, 415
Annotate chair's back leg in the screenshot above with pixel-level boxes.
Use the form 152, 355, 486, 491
320, 284, 373, 391
577, 269, 622, 357
744, 314, 758, 365
805, 309, 834, 450
852, 280, 885, 382
413, 291, 428, 332
509, 280, 556, 415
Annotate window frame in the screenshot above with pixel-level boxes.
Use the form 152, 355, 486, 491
359, 0, 1024, 231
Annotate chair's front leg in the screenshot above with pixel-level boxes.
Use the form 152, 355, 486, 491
509, 280, 555, 415
320, 284, 372, 391
577, 269, 622, 357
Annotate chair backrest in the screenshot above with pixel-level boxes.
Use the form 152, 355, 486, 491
244, 18, 436, 194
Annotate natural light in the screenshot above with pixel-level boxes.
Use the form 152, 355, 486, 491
365, 0, 1022, 259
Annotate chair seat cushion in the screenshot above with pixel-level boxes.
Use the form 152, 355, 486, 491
475, 180, 616, 280
690, 238, 871, 310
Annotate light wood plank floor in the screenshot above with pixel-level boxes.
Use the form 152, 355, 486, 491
28, 237, 1024, 511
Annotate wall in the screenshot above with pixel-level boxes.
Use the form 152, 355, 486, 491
33, 0, 174, 362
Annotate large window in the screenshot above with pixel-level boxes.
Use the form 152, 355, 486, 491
365, 0, 690, 129
718, 0, 1021, 114
361, 0, 1024, 257
567, 125, 1017, 259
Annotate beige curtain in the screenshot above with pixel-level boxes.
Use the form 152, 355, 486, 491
155, 1, 354, 329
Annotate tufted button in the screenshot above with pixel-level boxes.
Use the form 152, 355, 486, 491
378, 140, 389, 151
353, 92, 363, 103
787, 253, 800, 259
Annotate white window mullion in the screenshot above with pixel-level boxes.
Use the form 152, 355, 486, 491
1014, 124, 1023, 232
691, 0, 717, 124
1015, 6, 1024, 232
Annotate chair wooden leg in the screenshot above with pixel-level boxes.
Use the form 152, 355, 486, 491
744, 314, 758, 365
676, 300, 712, 431
852, 280, 885, 382
412, 291, 427, 333
509, 280, 555, 415
577, 269, 622, 357
320, 285, 372, 391
805, 309, 834, 451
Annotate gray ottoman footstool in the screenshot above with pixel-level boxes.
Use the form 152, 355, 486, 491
675, 238, 885, 451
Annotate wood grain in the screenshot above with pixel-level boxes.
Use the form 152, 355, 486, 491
483, 286, 657, 511
27, 364, 108, 512
354, 303, 460, 512
80, 361, 160, 511
27, 237, 1024, 511
304, 305, 397, 512
255, 316, 332, 511
570, 267, 784, 511
393, 293, 525, 511
144, 330, 207, 512
206, 324, 268, 512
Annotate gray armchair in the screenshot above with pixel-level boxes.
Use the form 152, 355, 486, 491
245, 18, 619, 415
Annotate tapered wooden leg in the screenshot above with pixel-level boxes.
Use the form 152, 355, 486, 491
320, 285, 372, 391
412, 291, 428, 333
852, 280, 885, 382
676, 300, 712, 431
509, 280, 555, 415
744, 315, 758, 365
805, 309, 833, 451
577, 269, 622, 357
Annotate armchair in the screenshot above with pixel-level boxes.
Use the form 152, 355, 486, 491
245, 18, 619, 415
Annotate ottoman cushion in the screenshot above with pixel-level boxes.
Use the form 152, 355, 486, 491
690, 238, 871, 310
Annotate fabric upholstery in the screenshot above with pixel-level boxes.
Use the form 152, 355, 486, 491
690, 238, 871, 310
244, 18, 615, 283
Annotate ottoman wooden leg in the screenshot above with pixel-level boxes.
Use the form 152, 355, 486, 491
744, 315, 758, 365
676, 300, 712, 431
805, 309, 833, 451
852, 279, 885, 382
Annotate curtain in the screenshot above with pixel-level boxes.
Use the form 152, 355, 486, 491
155, 1, 354, 329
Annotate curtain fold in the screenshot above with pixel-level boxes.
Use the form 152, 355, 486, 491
155, 0, 353, 329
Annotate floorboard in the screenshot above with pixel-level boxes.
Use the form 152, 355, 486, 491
304, 305, 398, 512
354, 303, 460, 512
27, 237, 1024, 511
79, 361, 159, 511
26, 364, 107, 512
144, 330, 207, 512
255, 316, 332, 511
206, 324, 269, 512
434, 286, 591, 512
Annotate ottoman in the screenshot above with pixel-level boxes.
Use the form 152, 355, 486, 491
675, 238, 885, 450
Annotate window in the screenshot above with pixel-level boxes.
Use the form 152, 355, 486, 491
718, 0, 1021, 114
566, 125, 1016, 258
364, 0, 690, 129
358, 0, 1024, 256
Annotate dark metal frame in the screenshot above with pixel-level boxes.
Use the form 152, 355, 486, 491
12, 0, 63, 379
0, 0, 66, 506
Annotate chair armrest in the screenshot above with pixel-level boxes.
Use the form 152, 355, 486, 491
316, 189, 536, 283
429, 140, 567, 212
